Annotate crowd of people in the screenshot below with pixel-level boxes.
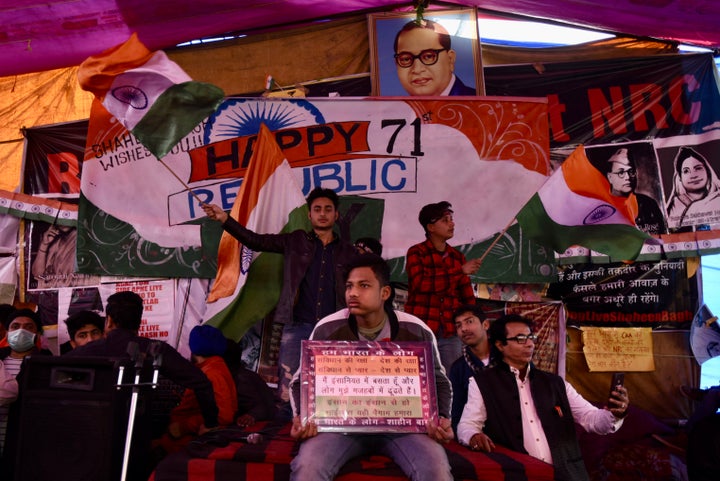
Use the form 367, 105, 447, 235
0, 293, 276, 479
0, 185, 711, 481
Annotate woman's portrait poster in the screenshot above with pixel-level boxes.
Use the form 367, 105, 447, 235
26, 220, 100, 291
656, 135, 720, 232
368, 9, 483, 97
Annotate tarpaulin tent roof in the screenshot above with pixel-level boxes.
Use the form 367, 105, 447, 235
1, 0, 718, 78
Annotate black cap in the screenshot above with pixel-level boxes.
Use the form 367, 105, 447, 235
418, 201, 453, 228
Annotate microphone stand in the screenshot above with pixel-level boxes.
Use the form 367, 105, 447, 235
115, 341, 164, 481
149, 341, 163, 390
119, 342, 145, 481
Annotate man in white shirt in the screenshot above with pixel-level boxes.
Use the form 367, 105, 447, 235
457, 314, 630, 481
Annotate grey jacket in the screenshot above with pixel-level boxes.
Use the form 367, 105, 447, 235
290, 308, 452, 419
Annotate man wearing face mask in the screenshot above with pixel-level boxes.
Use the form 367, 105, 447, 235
0, 309, 51, 458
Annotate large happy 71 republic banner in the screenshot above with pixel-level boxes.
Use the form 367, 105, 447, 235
78, 96, 551, 282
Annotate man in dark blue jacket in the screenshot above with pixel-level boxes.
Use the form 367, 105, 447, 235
448, 303, 490, 434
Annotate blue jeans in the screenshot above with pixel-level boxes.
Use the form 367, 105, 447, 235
290, 432, 452, 481
277, 322, 315, 404
437, 336, 462, 375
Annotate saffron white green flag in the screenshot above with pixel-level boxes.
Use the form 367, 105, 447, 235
516, 145, 653, 261
77, 33, 224, 159
203, 124, 308, 340
0, 256, 15, 304
0, 189, 77, 226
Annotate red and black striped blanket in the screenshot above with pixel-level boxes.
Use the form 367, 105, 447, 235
150, 422, 554, 481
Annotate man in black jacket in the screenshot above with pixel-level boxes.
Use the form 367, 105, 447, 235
203, 187, 357, 415
64, 291, 218, 479
67, 291, 219, 429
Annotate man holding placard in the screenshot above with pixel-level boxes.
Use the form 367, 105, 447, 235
289, 254, 454, 481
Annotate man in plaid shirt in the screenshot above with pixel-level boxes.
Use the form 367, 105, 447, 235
404, 201, 481, 373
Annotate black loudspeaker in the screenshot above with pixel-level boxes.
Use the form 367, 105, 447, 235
8, 356, 138, 481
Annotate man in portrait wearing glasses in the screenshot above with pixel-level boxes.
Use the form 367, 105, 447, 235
457, 314, 630, 481
603, 147, 666, 235
393, 19, 476, 97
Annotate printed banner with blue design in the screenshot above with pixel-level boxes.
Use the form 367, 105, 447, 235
78, 96, 553, 282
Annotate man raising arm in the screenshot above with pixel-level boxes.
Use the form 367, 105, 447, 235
457, 314, 629, 481
203, 187, 357, 416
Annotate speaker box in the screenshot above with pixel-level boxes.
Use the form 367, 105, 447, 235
8, 356, 150, 481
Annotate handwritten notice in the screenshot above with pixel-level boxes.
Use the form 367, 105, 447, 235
581, 327, 655, 372
300, 340, 437, 433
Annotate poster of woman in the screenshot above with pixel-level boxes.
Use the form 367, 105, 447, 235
368, 8, 483, 97
27, 221, 100, 290
657, 136, 720, 231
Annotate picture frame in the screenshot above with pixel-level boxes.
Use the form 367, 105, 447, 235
584, 141, 668, 236
656, 136, 720, 232
368, 8, 484, 97
300, 340, 439, 433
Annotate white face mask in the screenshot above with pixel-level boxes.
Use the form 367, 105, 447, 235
8, 328, 36, 352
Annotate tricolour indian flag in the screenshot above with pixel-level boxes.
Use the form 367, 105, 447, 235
0, 256, 16, 303
516, 145, 653, 261
203, 123, 308, 340
0, 189, 77, 226
77, 33, 224, 159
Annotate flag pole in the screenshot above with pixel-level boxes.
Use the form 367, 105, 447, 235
155, 156, 205, 204
475, 216, 517, 266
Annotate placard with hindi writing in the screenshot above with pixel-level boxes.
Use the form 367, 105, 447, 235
300, 340, 438, 433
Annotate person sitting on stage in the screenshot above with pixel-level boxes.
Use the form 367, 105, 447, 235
66, 291, 219, 430
222, 339, 277, 427
448, 303, 491, 435
60, 310, 104, 354
156, 325, 237, 453
0, 309, 51, 471
289, 254, 454, 481
457, 314, 630, 481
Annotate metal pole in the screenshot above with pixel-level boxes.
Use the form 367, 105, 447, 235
120, 371, 141, 481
